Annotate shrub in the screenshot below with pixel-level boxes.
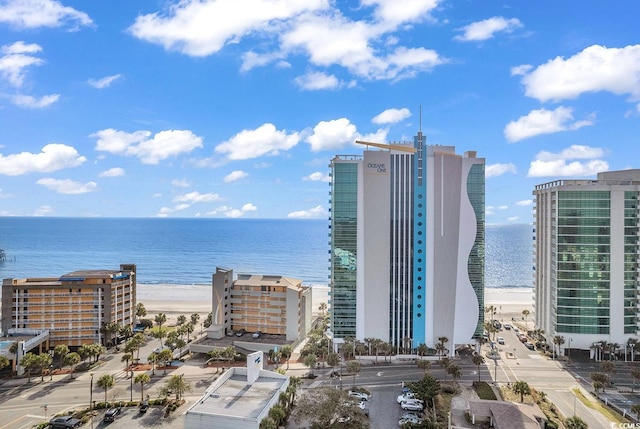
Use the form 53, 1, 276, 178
473, 381, 497, 400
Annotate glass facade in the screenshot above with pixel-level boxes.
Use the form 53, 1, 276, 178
330, 160, 359, 338
555, 191, 611, 334
623, 192, 638, 334
467, 163, 485, 338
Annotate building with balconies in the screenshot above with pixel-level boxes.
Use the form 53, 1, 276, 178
1, 264, 136, 348
533, 170, 640, 356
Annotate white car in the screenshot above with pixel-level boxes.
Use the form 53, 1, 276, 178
400, 400, 424, 411
401, 412, 422, 420
397, 392, 424, 404
348, 391, 370, 401
497, 336, 505, 345
399, 415, 421, 426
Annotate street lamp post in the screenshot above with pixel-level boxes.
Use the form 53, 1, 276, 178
130, 370, 134, 401
90, 373, 94, 429
568, 338, 572, 362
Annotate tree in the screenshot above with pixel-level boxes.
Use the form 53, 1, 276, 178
448, 364, 462, 382
158, 349, 173, 374
565, 416, 588, 429
204, 312, 212, 328
223, 345, 236, 364
97, 374, 115, 404
417, 359, 431, 374
600, 361, 616, 382
154, 313, 167, 328
259, 417, 278, 429
119, 324, 133, 340
440, 357, 452, 381
134, 372, 151, 401
512, 380, 531, 402
291, 387, 368, 428
64, 352, 81, 379
281, 345, 293, 370
437, 336, 449, 359
37, 353, 53, 382
590, 372, 608, 393
268, 404, 287, 427
136, 302, 147, 318
0, 355, 9, 373
407, 373, 441, 408
176, 315, 187, 326
53, 345, 69, 369
20, 352, 38, 382
416, 343, 429, 358
190, 313, 201, 326
472, 354, 485, 382
319, 302, 327, 315
148, 352, 159, 376
184, 322, 195, 343
162, 374, 192, 400
346, 360, 361, 387
303, 354, 317, 376
553, 335, 565, 360
522, 309, 530, 327
101, 321, 120, 347
154, 327, 168, 349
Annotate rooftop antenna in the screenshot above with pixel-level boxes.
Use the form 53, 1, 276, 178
419, 104, 422, 134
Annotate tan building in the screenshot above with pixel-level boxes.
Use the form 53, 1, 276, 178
211, 267, 312, 342
1, 264, 136, 348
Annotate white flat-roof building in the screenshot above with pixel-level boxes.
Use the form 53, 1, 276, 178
184, 351, 289, 429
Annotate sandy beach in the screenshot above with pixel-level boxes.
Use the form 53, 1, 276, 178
137, 283, 534, 327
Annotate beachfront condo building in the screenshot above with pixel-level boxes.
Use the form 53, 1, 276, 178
211, 268, 312, 342
329, 133, 485, 355
534, 170, 640, 357
1, 264, 136, 348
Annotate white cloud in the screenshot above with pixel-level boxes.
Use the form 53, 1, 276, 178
129, 0, 328, 57
98, 167, 125, 178
518, 44, 640, 102
287, 204, 326, 218
33, 205, 54, 216
303, 171, 330, 182
225, 209, 244, 218
156, 203, 191, 217
516, 200, 532, 206
215, 123, 299, 160
504, 106, 593, 142
92, 128, 203, 164
454, 17, 522, 42
507, 216, 520, 222
242, 203, 257, 211
527, 144, 609, 177
224, 170, 249, 183
306, 117, 389, 152
485, 163, 516, 178
294, 71, 340, 90
0, 143, 86, 176
36, 178, 97, 194
498, 205, 508, 210
0, 41, 44, 87
485, 206, 494, 216
0, 0, 92, 29
372, 107, 411, 124
88, 74, 122, 89
173, 191, 221, 203
206, 203, 257, 218
129, 0, 446, 82
10, 93, 59, 108
172, 178, 192, 187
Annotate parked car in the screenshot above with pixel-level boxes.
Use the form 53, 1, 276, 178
497, 337, 505, 345
397, 393, 421, 404
525, 342, 535, 350
401, 412, 422, 420
139, 401, 149, 413
399, 415, 422, 426
252, 331, 261, 339
400, 400, 424, 411
49, 416, 82, 428
103, 407, 121, 423
503, 323, 511, 330
348, 390, 370, 401
235, 329, 246, 337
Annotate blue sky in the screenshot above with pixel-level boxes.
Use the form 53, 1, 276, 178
0, 0, 639, 222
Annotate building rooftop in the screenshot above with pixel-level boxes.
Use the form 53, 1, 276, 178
234, 274, 303, 291
187, 368, 287, 420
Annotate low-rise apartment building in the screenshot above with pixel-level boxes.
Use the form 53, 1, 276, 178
211, 267, 312, 342
1, 264, 136, 348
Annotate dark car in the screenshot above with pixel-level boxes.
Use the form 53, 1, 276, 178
103, 407, 121, 423
139, 402, 149, 413
235, 329, 246, 337
49, 416, 82, 428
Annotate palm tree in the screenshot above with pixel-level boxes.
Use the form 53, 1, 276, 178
631, 404, 640, 421
190, 312, 201, 327
564, 416, 588, 429
136, 302, 147, 319
63, 352, 81, 379
134, 373, 151, 401
259, 417, 278, 429
416, 343, 428, 358
319, 302, 327, 316
268, 404, 286, 427
522, 309, 530, 327
485, 305, 496, 323
0, 356, 10, 373
346, 360, 361, 387
176, 315, 187, 326
553, 335, 565, 360
97, 374, 115, 405
303, 354, 317, 376
281, 344, 293, 370
448, 364, 462, 382
154, 313, 167, 328
512, 380, 531, 402
53, 345, 69, 370
472, 354, 485, 382
437, 336, 449, 358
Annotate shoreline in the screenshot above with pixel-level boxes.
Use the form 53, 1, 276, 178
137, 284, 534, 323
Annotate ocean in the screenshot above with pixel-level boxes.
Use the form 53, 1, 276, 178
0, 217, 532, 288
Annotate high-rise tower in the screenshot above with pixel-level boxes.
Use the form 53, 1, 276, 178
329, 133, 484, 354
